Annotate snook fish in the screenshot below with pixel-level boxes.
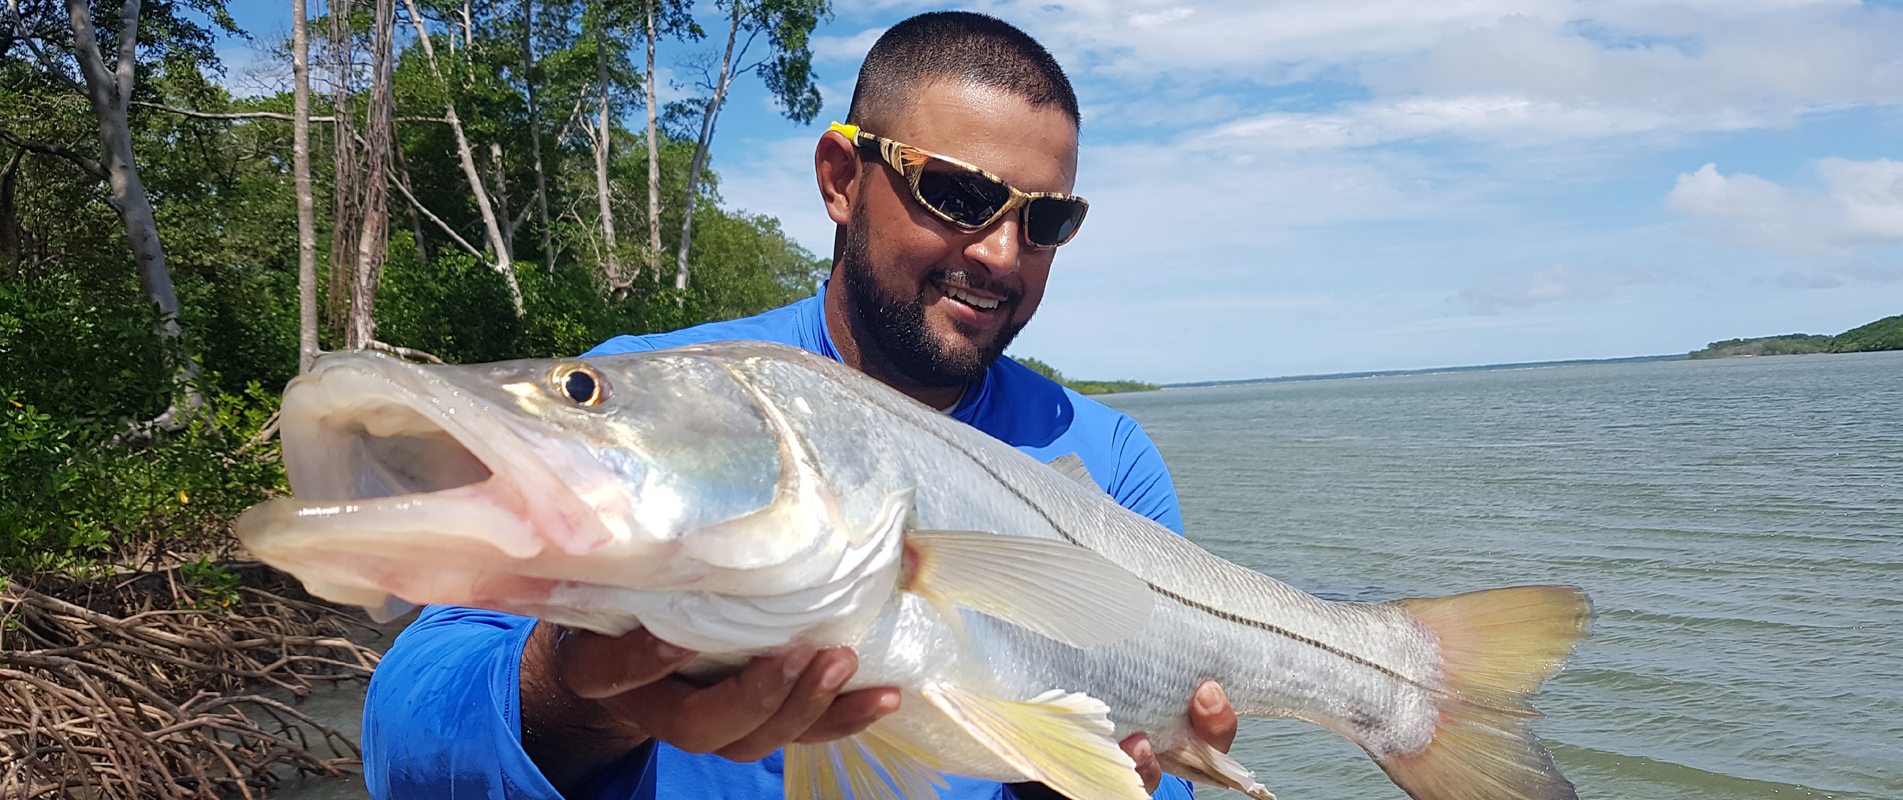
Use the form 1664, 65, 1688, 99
235, 341, 1591, 800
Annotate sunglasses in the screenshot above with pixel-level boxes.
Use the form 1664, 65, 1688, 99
829, 122, 1089, 248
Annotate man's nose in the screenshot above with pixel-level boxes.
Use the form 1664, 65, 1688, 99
965, 214, 1022, 277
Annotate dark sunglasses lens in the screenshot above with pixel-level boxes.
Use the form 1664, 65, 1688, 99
1025, 197, 1087, 246
915, 167, 1011, 227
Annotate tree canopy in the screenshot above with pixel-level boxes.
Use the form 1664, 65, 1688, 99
1, 0, 829, 574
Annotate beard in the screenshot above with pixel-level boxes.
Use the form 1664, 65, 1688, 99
838, 207, 1027, 390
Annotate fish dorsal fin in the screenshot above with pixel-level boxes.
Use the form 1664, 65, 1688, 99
1158, 736, 1277, 799
1044, 452, 1097, 489
922, 684, 1148, 800
783, 723, 950, 800
905, 531, 1151, 648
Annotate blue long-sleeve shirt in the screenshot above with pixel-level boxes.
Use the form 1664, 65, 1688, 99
362, 283, 1193, 799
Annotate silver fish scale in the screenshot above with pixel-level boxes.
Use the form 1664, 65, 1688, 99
713, 344, 1449, 759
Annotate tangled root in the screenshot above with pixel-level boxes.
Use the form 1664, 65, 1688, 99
1, 564, 385, 799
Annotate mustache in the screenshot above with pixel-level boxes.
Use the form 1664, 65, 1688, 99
932, 270, 1021, 305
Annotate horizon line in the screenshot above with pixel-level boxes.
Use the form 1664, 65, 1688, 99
1161, 353, 1686, 390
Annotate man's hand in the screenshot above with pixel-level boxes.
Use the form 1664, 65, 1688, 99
1121, 681, 1237, 794
519, 623, 901, 794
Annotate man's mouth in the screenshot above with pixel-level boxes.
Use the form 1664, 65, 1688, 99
932, 272, 1013, 314
943, 283, 1000, 310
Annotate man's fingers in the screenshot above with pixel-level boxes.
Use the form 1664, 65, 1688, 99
1190, 680, 1238, 753
610, 646, 815, 754
714, 648, 869, 762
794, 686, 902, 743
557, 627, 698, 700
1120, 733, 1162, 794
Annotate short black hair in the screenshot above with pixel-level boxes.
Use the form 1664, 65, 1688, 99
845, 12, 1080, 135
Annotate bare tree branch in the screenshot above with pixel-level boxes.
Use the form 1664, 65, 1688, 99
399, 0, 523, 314
4, 0, 79, 90
131, 101, 448, 124
387, 164, 484, 259
361, 340, 444, 364
132, 102, 329, 122
0, 129, 106, 179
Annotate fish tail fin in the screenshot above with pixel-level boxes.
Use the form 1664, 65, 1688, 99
1379, 585, 1592, 800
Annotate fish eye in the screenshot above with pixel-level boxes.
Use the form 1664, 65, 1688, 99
550, 363, 609, 406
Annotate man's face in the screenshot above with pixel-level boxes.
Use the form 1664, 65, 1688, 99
837, 80, 1079, 389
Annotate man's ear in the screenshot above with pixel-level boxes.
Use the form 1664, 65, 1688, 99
815, 129, 861, 226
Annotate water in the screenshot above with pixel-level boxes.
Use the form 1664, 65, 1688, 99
274, 351, 1902, 799
1097, 351, 1903, 800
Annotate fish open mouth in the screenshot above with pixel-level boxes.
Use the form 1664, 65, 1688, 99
234, 353, 616, 618
297, 400, 495, 501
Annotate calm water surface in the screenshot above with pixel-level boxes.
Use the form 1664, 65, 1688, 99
277, 351, 1901, 799
1099, 351, 1902, 800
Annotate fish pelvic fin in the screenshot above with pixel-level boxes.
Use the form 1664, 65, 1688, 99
903, 531, 1151, 648
1379, 585, 1592, 800
1157, 736, 1276, 800
922, 683, 1148, 800
784, 723, 949, 800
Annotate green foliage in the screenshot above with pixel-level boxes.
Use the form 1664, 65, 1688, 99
1831, 314, 1903, 352
1012, 356, 1161, 396
1688, 333, 1836, 359
181, 554, 243, 610
1688, 315, 1903, 358
0, 0, 832, 579
0, 383, 283, 576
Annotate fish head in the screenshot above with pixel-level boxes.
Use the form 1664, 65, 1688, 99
238, 343, 904, 644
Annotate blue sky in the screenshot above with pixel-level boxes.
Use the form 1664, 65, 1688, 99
215, 0, 1903, 383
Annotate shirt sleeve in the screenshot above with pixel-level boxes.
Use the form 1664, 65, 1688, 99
1107, 416, 1186, 536
361, 605, 565, 800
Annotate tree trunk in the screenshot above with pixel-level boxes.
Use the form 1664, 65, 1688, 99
675, 0, 740, 293
402, 0, 523, 314
348, 0, 395, 350
393, 141, 429, 264
0, 148, 21, 267
328, 0, 361, 344
293, 0, 319, 372
523, 0, 553, 274
64, 0, 181, 339
491, 140, 513, 245
594, 8, 622, 287
644, 0, 661, 280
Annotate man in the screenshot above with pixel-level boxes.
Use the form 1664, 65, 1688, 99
363, 12, 1236, 799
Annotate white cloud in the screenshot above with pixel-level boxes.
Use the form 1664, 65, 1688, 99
1822, 158, 1903, 243
1128, 6, 1195, 29
1454, 263, 1648, 314
1203, 95, 1682, 151
1665, 159, 1903, 254
811, 26, 887, 62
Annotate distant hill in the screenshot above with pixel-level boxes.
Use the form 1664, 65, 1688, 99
1689, 314, 1903, 359
1013, 357, 1160, 395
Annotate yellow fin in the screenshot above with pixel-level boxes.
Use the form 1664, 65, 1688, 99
1379, 584, 1593, 800
783, 723, 949, 800
921, 683, 1147, 800
906, 531, 1151, 648
1157, 736, 1276, 800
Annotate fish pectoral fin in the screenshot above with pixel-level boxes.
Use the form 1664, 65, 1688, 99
922, 684, 1149, 800
905, 531, 1152, 648
1043, 452, 1098, 488
1158, 736, 1276, 800
783, 723, 949, 800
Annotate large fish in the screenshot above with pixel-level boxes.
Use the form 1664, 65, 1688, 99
235, 342, 1591, 800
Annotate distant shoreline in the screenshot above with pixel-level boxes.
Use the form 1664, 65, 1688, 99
1165, 354, 1685, 389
